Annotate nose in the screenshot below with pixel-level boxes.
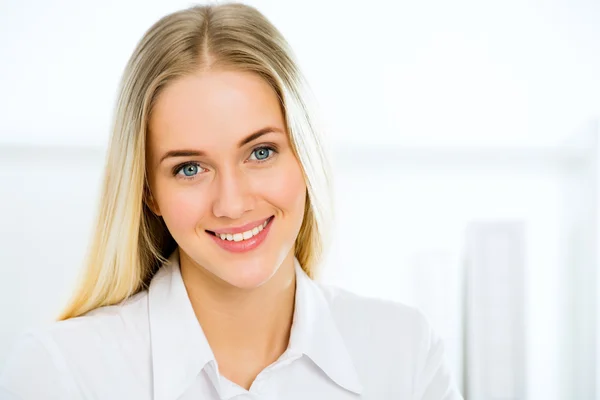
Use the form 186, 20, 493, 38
212, 166, 255, 220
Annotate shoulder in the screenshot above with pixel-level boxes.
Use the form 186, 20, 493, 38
316, 283, 463, 399
316, 282, 435, 363
317, 282, 431, 338
0, 291, 151, 398
43, 289, 150, 353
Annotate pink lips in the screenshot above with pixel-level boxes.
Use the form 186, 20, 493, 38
209, 216, 272, 235
208, 216, 273, 253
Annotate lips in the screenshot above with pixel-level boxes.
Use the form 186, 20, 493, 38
207, 216, 274, 235
209, 217, 273, 242
207, 216, 274, 253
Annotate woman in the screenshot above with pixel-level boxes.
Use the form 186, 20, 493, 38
0, 3, 462, 399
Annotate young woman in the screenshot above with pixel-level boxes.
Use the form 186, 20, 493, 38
0, 3, 462, 399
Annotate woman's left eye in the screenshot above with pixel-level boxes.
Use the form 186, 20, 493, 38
249, 147, 275, 162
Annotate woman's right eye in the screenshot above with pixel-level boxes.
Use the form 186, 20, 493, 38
174, 162, 203, 179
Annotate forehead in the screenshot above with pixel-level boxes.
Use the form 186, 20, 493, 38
148, 69, 285, 152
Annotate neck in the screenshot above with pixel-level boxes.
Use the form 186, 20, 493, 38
179, 249, 297, 385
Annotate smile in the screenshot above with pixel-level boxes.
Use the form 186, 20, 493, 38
206, 216, 274, 253
213, 218, 270, 242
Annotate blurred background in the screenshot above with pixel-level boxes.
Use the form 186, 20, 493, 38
1, 0, 599, 398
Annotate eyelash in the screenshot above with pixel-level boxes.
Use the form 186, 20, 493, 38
172, 145, 278, 181
247, 145, 277, 164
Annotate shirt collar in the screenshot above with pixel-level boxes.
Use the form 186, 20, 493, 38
148, 250, 215, 400
289, 257, 363, 394
148, 250, 363, 400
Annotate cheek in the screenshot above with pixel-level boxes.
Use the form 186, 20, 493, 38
157, 184, 210, 231
255, 156, 307, 213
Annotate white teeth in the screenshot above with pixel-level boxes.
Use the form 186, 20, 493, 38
215, 218, 271, 242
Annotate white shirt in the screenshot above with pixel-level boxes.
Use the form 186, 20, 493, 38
0, 251, 463, 400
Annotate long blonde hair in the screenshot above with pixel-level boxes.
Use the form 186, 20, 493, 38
58, 2, 333, 321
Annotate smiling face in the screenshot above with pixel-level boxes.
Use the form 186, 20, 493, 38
146, 69, 307, 289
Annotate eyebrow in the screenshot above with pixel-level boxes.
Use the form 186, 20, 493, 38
159, 126, 284, 164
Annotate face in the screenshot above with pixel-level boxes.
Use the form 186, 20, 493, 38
146, 69, 307, 289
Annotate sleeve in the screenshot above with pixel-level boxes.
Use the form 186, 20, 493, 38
412, 310, 464, 400
0, 332, 76, 400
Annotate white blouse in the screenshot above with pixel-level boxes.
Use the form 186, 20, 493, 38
0, 252, 463, 399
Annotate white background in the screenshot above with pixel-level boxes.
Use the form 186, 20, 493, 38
1, 0, 599, 398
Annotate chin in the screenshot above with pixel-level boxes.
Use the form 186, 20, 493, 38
203, 252, 278, 289
219, 263, 278, 289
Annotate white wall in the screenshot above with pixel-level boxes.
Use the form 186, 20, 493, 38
1, 0, 599, 148
0, 145, 103, 344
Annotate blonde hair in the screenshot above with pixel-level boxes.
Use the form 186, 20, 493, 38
58, 2, 333, 321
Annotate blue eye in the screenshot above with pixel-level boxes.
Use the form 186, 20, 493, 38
176, 163, 200, 177
249, 147, 274, 161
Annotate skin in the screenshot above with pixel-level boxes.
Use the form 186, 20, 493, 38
145, 68, 308, 390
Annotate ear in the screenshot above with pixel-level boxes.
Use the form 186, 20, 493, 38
144, 187, 162, 216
